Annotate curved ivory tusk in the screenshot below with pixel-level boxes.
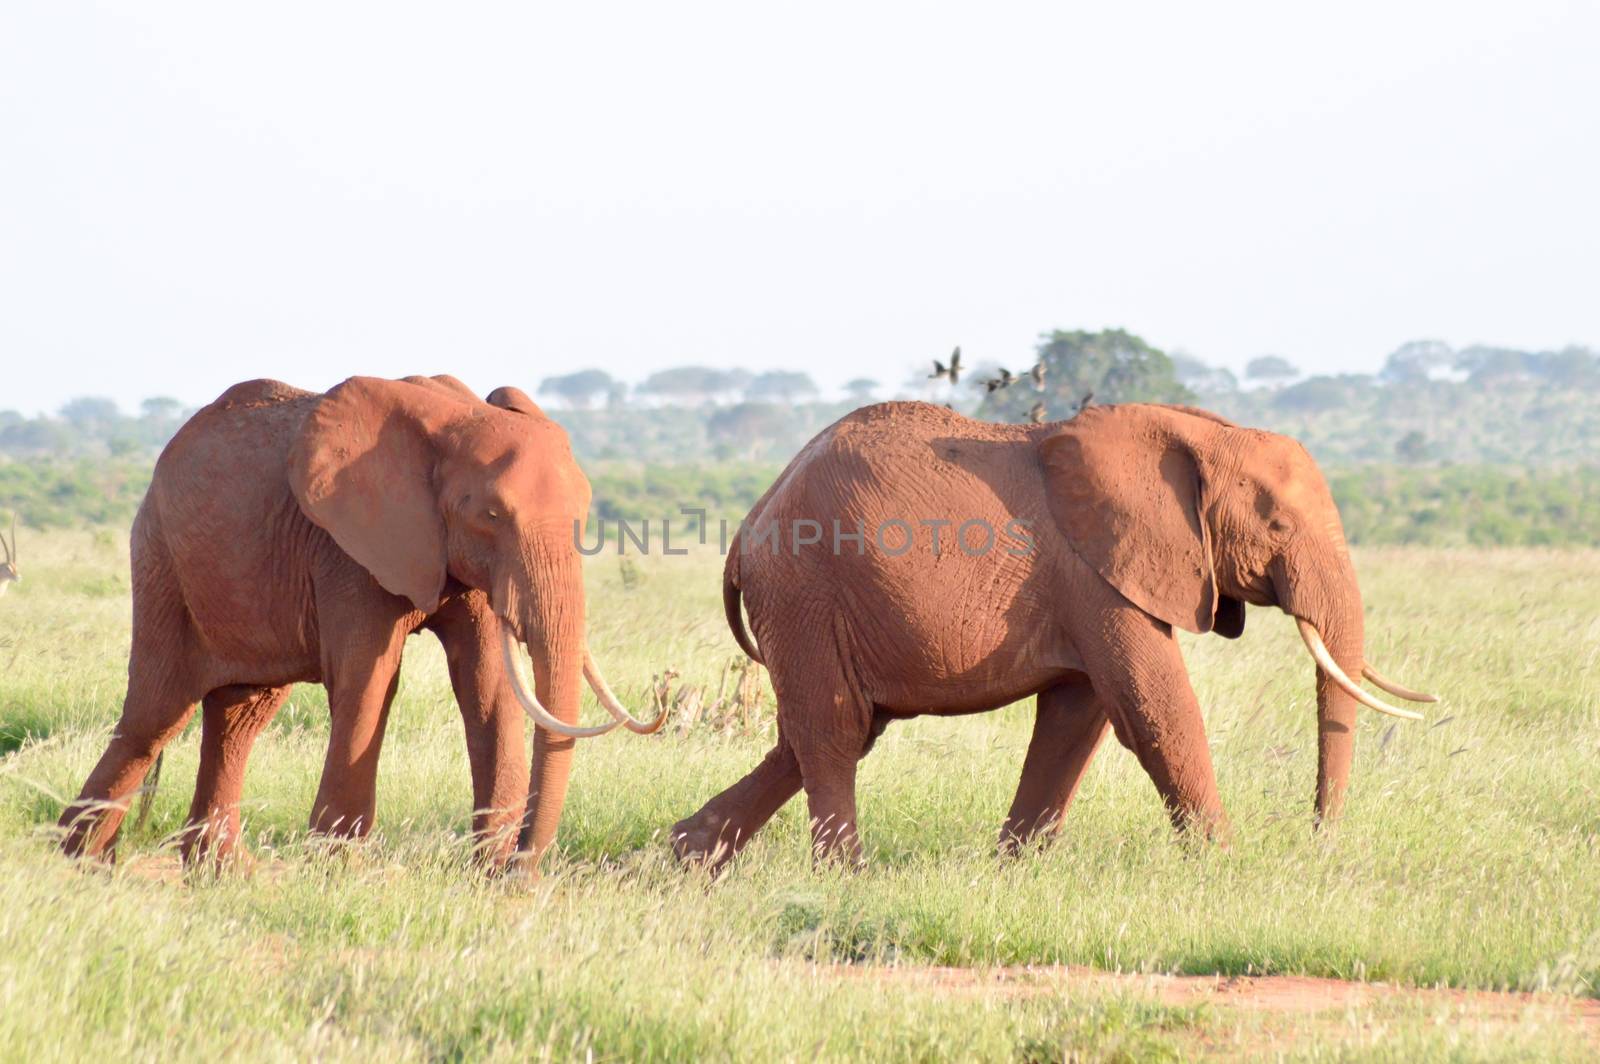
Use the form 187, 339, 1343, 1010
500, 631, 619, 738
1296, 619, 1424, 721
584, 650, 668, 734
1361, 663, 1438, 704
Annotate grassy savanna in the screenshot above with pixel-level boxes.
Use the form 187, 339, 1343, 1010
2, 531, 1598, 1060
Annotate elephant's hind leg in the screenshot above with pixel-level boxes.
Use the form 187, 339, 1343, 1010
998, 681, 1112, 855
59, 668, 203, 860
671, 736, 802, 872
180, 684, 292, 867
777, 632, 877, 868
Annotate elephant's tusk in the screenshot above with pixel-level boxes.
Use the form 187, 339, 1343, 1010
1361, 662, 1438, 703
501, 631, 620, 739
1296, 619, 1424, 721
585, 650, 668, 735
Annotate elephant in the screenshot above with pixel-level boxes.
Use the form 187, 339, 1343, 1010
59, 374, 662, 870
672, 401, 1434, 869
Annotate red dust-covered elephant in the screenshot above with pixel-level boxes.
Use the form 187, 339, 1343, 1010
59, 374, 661, 869
673, 401, 1433, 869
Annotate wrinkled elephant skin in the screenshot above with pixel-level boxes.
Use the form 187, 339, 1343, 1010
58, 374, 631, 871
674, 402, 1430, 870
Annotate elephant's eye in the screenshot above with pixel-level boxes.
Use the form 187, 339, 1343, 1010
485, 508, 502, 521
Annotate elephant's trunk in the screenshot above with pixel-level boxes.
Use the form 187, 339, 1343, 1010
506, 543, 592, 863
1275, 552, 1380, 827
1277, 538, 1426, 826
1307, 601, 1365, 826
498, 530, 666, 864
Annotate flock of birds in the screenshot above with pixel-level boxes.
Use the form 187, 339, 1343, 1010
928, 347, 1093, 424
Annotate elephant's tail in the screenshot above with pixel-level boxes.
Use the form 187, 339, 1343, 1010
723, 531, 764, 665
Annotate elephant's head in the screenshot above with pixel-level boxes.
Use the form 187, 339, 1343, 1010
287, 375, 661, 856
1042, 403, 1433, 824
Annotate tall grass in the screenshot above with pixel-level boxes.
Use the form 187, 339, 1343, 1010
1, 532, 1597, 1059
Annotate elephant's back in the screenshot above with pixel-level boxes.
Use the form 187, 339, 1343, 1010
740, 402, 1077, 702
761, 402, 1051, 526
139, 381, 326, 668
150, 380, 316, 523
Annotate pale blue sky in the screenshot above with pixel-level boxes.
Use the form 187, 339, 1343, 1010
3, 2, 1597, 415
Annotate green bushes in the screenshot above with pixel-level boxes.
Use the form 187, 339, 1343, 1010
0, 459, 150, 529
1329, 466, 1600, 547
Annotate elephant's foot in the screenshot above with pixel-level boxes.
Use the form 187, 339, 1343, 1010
1171, 806, 1234, 852
502, 849, 545, 883
177, 819, 255, 874
469, 824, 524, 877
669, 810, 746, 875
995, 814, 1062, 859
806, 815, 865, 872
181, 840, 258, 878
58, 804, 123, 863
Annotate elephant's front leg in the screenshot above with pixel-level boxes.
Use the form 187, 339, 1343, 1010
998, 681, 1111, 855
309, 597, 412, 839
428, 592, 530, 870
1079, 603, 1231, 842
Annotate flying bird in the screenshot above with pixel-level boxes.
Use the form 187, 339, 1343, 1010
1029, 363, 1047, 390
929, 346, 963, 385
1028, 402, 1047, 424
984, 368, 1015, 392
1077, 391, 1095, 413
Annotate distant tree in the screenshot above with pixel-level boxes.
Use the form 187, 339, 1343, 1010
1381, 340, 1454, 384
639, 366, 749, 406
715, 369, 754, 403
976, 328, 1192, 423
538, 369, 618, 410
1170, 352, 1238, 394
843, 377, 881, 403
1531, 346, 1599, 387
0, 418, 72, 453
139, 396, 184, 421
59, 397, 120, 428
1244, 356, 1300, 387
1396, 431, 1429, 464
1458, 346, 1531, 383
745, 370, 818, 403
1274, 375, 1359, 413
707, 402, 787, 458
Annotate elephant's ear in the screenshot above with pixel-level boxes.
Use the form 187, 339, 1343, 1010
1039, 405, 1220, 634
288, 377, 450, 614
485, 386, 546, 418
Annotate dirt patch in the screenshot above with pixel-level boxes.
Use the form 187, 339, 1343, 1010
835, 963, 1600, 1045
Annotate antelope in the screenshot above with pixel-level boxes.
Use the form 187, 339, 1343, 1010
0, 515, 17, 595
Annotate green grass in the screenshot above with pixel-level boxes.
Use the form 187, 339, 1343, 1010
2, 531, 1598, 1060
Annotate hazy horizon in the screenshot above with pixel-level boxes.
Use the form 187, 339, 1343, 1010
4, 2, 1597, 416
